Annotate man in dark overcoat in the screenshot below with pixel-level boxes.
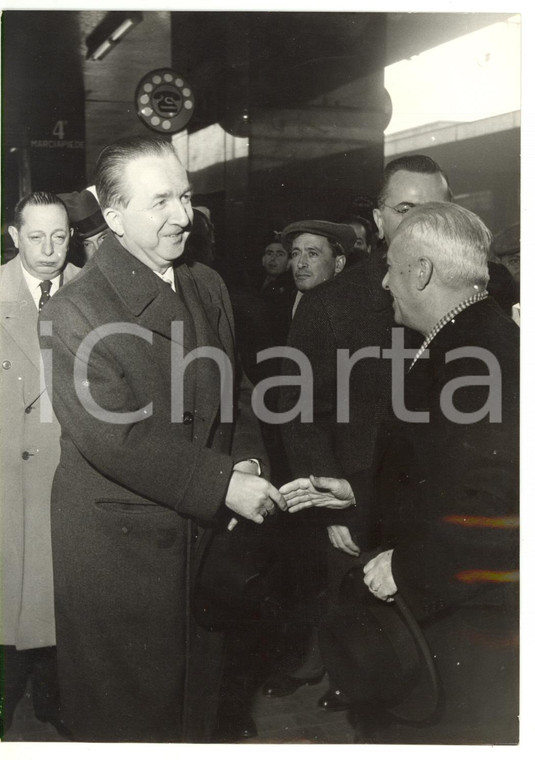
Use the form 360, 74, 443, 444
263, 220, 387, 707
282, 202, 519, 742
38, 136, 284, 742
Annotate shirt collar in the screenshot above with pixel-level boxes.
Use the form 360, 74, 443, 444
154, 266, 176, 291
292, 290, 304, 318
19, 258, 63, 307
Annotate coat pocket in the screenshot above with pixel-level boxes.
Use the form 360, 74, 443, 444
94, 498, 172, 516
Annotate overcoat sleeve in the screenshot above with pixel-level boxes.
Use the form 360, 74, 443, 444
279, 290, 345, 478
279, 288, 376, 530
39, 295, 236, 523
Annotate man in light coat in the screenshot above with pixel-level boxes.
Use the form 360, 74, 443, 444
1, 192, 79, 736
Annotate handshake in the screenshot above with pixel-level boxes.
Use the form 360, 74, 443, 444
225, 465, 396, 603
225, 460, 355, 530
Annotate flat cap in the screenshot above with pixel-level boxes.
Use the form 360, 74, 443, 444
281, 220, 356, 255
58, 189, 107, 239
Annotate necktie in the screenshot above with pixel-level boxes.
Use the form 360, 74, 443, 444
38, 280, 52, 311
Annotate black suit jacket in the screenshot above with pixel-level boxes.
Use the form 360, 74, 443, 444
319, 297, 520, 741
376, 297, 519, 619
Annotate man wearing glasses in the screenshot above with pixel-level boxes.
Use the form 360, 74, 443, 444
272, 155, 452, 712
373, 154, 452, 247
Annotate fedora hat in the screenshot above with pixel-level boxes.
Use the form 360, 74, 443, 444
281, 219, 357, 255
320, 562, 441, 724
58, 189, 107, 240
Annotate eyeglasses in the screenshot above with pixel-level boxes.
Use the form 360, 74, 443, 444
381, 202, 418, 215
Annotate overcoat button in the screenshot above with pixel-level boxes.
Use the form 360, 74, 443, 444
183, 411, 194, 425
21, 451, 32, 460
121, 526, 129, 534
2, 361, 11, 369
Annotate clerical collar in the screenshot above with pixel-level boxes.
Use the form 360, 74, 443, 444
410, 290, 489, 370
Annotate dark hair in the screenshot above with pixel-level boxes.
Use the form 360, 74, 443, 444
339, 214, 372, 242
13, 191, 67, 230
95, 136, 177, 210
264, 233, 286, 254
378, 154, 453, 205
193, 208, 214, 237
327, 237, 346, 258
185, 207, 216, 266
343, 196, 376, 224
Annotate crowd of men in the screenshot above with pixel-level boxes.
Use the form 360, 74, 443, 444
0, 140, 520, 745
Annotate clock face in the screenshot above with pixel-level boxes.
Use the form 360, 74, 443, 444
135, 68, 195, 134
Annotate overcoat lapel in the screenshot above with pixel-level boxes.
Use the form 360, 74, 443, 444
94, 236, 188, 346
93, 239, 231, 444
175, 262, 225, 352
175, 262, 230, 445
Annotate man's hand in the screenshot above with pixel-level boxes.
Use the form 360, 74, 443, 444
279, 475, 355, 513
327, 525, 360, 557
363, 549, 397, 602
225, 470, 287, 526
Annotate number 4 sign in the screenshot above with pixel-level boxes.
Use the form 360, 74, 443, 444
52, 120, 68, 140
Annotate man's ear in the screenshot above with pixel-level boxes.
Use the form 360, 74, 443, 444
103, 208, 124, 236
373, 208, 384, 240
416, 257, 433, 290
8, 225, 19, 249
335, 254, 346, 274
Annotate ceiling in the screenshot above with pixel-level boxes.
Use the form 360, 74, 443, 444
385, 12, 513, 66
1, 10, 517, 196
79, 11, 514, 174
